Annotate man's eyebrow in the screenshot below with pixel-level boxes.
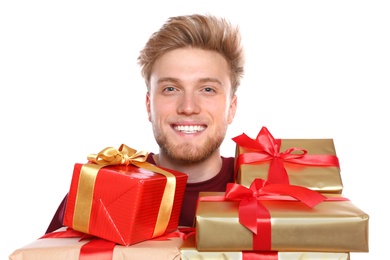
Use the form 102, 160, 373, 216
157, 77, 222, 86
157, 77, 180, 84
198, 78, 222, 86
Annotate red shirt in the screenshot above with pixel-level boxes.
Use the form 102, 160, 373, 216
147, 153, 235, 227
45, 154, 234, 233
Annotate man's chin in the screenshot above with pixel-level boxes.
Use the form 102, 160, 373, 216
157, 135, 224, 164
170, 153, 205, 165
166, 146, 211, 164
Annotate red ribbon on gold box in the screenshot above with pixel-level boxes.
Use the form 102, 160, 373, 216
196, 179, 369, 252
9, 227, 185, 260
233, 126, 343, 193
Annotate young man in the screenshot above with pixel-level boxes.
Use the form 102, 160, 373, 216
46, 13, 245, 233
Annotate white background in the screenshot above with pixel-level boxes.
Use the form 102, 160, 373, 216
1, 1, 388, 259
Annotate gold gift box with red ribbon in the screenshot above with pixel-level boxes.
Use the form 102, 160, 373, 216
195, 180, 369, 252
233, 126, 343, 193
9, 227, 184, 260
180, 233, 351, 260
63, 144, 188, 246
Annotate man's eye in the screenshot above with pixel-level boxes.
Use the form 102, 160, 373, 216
203, 87, 215, 93
164, 86, 176, 92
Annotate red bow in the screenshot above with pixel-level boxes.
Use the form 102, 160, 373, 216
225, 178, 326, 250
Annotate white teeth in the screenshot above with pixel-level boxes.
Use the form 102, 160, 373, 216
175, 125, 205, 133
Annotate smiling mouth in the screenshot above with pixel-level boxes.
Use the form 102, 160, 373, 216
174, 125, 206, 133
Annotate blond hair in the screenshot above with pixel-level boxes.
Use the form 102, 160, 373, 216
138, 14, 245, 94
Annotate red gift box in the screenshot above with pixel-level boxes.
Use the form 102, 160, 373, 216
63, 144, 188, 246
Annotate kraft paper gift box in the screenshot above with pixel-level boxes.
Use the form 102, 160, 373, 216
9, 227, 184, 260
180, 233, 351, 260
195, 180, 369, 252
63, 144, 188, 246
232, 126, 343, 193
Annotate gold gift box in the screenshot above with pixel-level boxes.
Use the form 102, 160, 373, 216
236, 139, 343, 193
181, 234, 351, 260
9, 228, 183, 260
196, 192, 369, 252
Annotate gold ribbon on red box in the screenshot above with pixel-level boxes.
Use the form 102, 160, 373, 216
232, 126, 340, 184
72, 144, 176, 239
199, 179, 326, 251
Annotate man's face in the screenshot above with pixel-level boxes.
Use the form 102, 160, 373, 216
146, 47, 237, 164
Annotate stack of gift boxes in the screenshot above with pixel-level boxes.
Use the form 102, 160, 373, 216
9, 127, 369, 259
180, 126, 369, 259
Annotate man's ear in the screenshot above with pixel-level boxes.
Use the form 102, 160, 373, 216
228, 94, 237, 124
146, 92, 151, 122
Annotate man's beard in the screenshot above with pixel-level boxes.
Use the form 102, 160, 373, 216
153, 127, 226, 165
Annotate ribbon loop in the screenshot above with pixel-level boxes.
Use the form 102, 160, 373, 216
87, 144, 148, 166
224, 179, 326, 250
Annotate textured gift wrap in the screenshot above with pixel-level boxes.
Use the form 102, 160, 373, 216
181, 233, 350, 260
63, 144, 188, 246
233, 126, 343, 193
9, 227, 183, 260
196, 190, 369, 252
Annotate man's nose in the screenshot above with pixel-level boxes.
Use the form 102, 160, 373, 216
177, 92, 201, 115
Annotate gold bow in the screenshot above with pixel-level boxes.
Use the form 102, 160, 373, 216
87, 144, 148, 166
73, 144, 176, 239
